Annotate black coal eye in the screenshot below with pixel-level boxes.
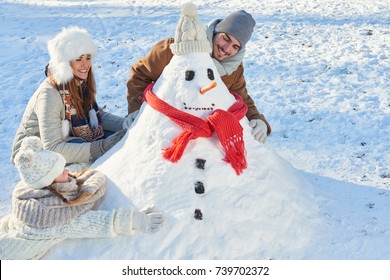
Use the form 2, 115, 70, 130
207, 68, 214, 80
185, 70, 195, 81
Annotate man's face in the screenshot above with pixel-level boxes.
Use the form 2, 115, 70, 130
211, 33, 241, 61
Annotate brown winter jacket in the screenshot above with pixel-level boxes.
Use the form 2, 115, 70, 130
126, 38, 272, 135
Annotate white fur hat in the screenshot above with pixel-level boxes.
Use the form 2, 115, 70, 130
14, 136, 66, 189
47, 26, 97, 84
170, 2, 211, 55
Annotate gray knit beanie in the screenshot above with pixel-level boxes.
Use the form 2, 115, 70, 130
170, 2, 211, 55
214, 10, 255, 48
14, 136, 66, 189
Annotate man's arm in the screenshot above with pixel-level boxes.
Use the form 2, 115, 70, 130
222, 64, 272, 135
126, 38, 174, 114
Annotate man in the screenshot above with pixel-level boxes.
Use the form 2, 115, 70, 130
125, 10, 271, 143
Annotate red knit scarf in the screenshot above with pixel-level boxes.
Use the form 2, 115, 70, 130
144, 83, 248, 175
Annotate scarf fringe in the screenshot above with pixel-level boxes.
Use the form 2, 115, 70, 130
209, 110, 247, 175
222, 137, 247, 175
163, 131, 194, 162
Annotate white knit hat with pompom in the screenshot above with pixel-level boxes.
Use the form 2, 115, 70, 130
47, 26, 97, 84
170, 2, 211, 55
14, 136, 66, 189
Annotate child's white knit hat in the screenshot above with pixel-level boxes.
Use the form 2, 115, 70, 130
14, 136, 66, 189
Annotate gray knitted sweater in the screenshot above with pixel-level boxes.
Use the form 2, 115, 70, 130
12, 169, 106, 228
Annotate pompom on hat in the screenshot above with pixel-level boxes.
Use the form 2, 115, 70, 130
214, 10, 255, 49
14, 136, 66, 189
170, 2, 211, 55
47, 26, 97, 84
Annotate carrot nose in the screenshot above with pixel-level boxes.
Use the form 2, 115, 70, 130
199, 81, 217, 94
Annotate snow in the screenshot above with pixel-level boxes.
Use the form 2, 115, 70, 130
0, 0, 389, 261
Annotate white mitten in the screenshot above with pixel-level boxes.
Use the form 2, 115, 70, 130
132, 206, 164, 233
249, 119, 268, 143
122, 110, 140, 129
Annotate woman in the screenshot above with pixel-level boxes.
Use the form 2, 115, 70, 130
11, 26, 128, 165
1, 136, 163, 260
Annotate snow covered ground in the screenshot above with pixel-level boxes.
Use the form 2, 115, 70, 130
0, 0, 389, 262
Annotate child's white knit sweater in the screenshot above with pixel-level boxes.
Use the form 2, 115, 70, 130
0, 170, 135, 259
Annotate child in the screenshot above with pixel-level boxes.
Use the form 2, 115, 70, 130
0, 136, 163, 259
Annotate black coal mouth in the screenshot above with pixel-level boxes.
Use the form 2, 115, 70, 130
183, 102, 215, 111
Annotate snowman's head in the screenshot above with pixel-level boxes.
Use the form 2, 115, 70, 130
153, 52, 235, 119
151, 2, 236, 119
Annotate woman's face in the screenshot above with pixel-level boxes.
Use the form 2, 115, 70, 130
70, 54, 92, 80
53, 168, 69, 183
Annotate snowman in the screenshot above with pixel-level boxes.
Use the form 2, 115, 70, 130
45, 3, 319, 260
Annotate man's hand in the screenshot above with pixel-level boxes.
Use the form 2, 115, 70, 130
249, 119, 267, 143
